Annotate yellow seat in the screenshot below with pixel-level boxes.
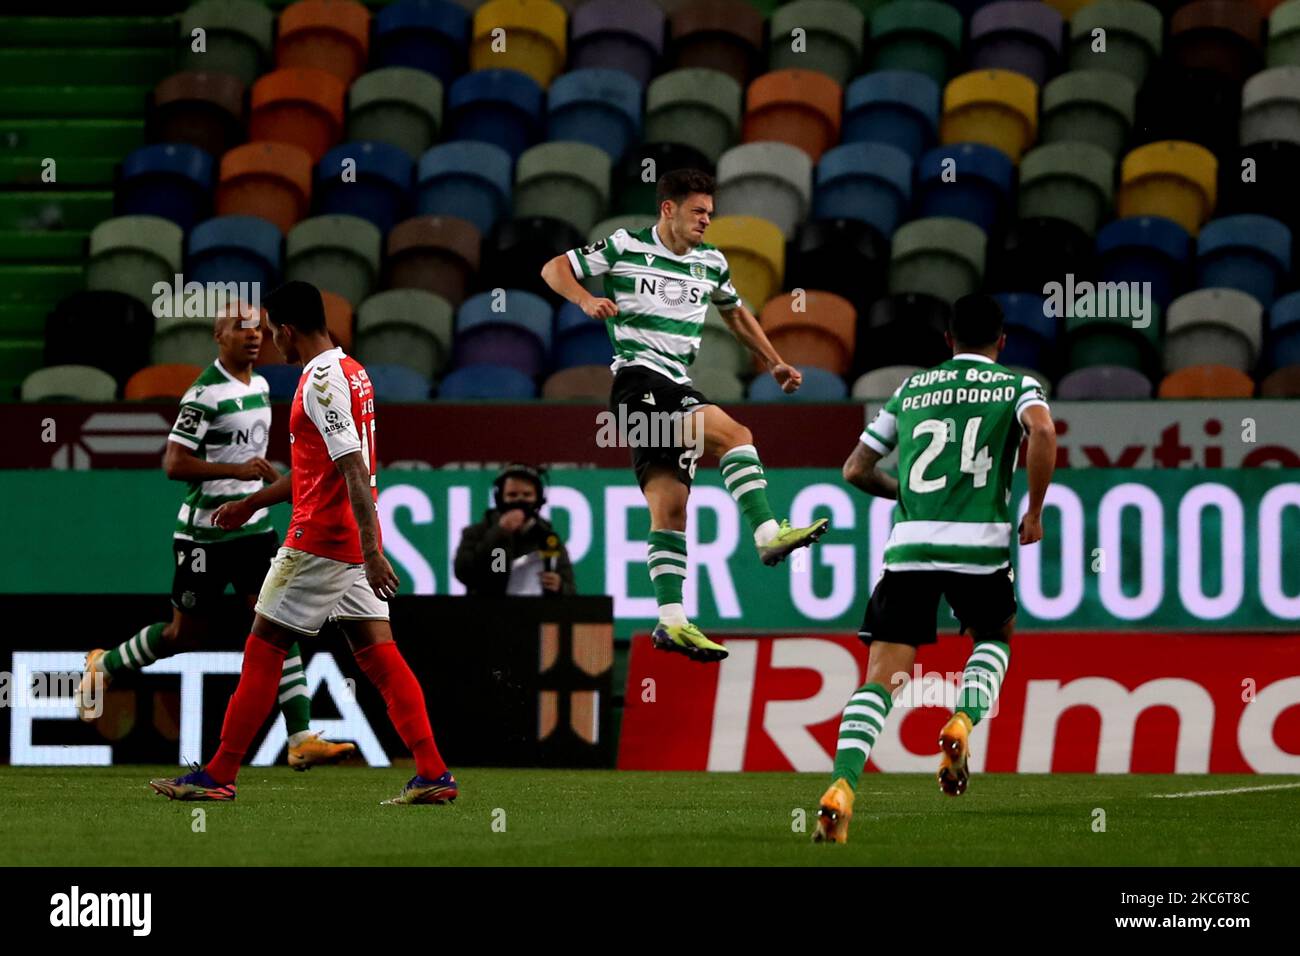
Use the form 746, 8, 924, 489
702, 215, 785, 308
941, 69, 1039, 163
1118, 140, 1218, 235
470, 0, 567, 88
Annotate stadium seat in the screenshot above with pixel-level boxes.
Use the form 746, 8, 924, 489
1259, 364, 1300, 396
914, 142, 1014, 234
554, 301, 614, 371
437, 362, 538, 398
1157, 363, 1255, 397
546, 69, 643, 162
45, 290, 154, 385
1271, 0, 1300, 68
179, 0, 274, 85
612, 142, 714, 216
356, 288, 454, 379
346, 67, 443, 161
1241, 66, 1300, 147
1042, 0, 1095, 16
364, 362, 432, 400
668, 0, 765, 87
786, 218, 890, 316
645, 68, 743, 165
717, 142, 813, 240
852, 363, 923, 400
758, 291, 855, 376
1168, 0, 1263, 86
541, 363, 614, 399
748, 364, 847, 400
842, 71, 941, 161
153, 315, 223, 367
215, 142, 313, 234
147, 71, 246, 158
1216, 141, 1300, 236
284, 215, 383, 307
691, 302, 752, 377
1164, 288, 1264, 374
994, 292, 1058, 376
85, 215, 183, 310
1017, 142, 1115, 237
21, 364, 119, 402
940, 69, 1038, 163
703, 215, 785, 307
857, 293, 950, 376
769, 0, 866, 85
1040, 70, 1137, 158
1134, 65, 1240, 158
1195, 215, 1292, 308
1068, 0, 1163, 87
868, 1, 964, 87
811, 142, 911, 238
276, 0, 371, 84
445, 69, 544, 160
1095, 215, 1193, 311
385, 214, 482, 306
1265, 289, 1300, 371
248, 67, 346, 164
372, 0, 470, 85
482, 216, 582, 302
968, 0, 1064, 87
987, 217, 1095, 292
315, 141, 414, 235
321, 290, 354, 351
257, 363, 303, 399
742, 68, 843, 163
124, 363, 204, 400
889, 217, 987, 303
1064, 296, 1161, 379
454, 289, 553, 379
1118, 141, 1218, 236
415, 140, 513, 235
469, 0, 567, 88
684, 365, 746, 402
1055, 364, 1154, 399
186, 215, 284, 289
116, 144, 215, 232
513, 142, 610, 236
570, 0, 665, 87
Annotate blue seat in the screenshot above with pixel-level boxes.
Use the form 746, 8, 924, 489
315, 141, 413, 235
118, 143, 215, 232
914, 143, 1014, 234
415, 140, 513, 235
812, 142, 913, 238
258, 363, 302, 400
365, 362, 432, 400
842, 71, 941, 161
993, 292, 1055, 371
1095, 216, 1192, 312
446, 69, 543, 160
555, 302, 613, 369
1266, 290, 1300, 372
747, 366, 847, 401
186, 215, 283, 288
437, 362, 537, 399
546, 68, 643, 162
454, 289, 553, 378
1196, 215, 1292, 310
373, 0, 469, 86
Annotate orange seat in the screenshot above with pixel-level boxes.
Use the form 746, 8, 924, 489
322, 290, 354, 351
742, 69, 843, 162
276, 0, 371, 85
542, 364, 613, 399
1157, 364, 1255, 398
124, 363, 205, 400
216, 141, 314, 234
249, 68, 345, 163
758, 291, 856, 375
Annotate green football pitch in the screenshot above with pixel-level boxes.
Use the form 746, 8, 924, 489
2, 767, 1296, 866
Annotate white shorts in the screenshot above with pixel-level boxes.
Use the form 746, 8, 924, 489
254, 546, 389, 636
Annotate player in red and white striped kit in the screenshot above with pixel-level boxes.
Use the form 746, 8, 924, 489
149, 281, 456, 805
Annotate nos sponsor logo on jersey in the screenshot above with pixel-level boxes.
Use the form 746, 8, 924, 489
637, 277, 706, 306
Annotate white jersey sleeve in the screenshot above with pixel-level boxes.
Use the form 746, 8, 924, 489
302, 360, 362, 461
168, 384, 216, 451
566, 228, 628, 279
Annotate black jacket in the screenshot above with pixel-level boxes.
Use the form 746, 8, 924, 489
453, 509, 577, 595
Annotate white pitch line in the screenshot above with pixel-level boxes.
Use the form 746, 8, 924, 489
1150, 782, 1300, 799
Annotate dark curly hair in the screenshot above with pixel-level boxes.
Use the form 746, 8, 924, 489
656, 168, 716, 207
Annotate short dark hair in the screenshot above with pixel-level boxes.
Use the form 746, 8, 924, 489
263, 280, 326, 334
950, 294, 1004, 349
656, 168, 716, 207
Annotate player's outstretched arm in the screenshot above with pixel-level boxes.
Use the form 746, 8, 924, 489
718, 304, 802, 393
540, 254, 617, 318
842, 441, 899, 500
1018, 404, 1057, 545
336, 451, 399, 600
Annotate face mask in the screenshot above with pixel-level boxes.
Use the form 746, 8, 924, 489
500, 500, 537, 519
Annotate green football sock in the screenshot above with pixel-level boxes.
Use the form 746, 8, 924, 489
720, 444, 777, 539
101, 622, 167, 677
278, 643, 311, 737
647, 529, 687, 623
831, 682, 893, 790
955, 640, 1010, 726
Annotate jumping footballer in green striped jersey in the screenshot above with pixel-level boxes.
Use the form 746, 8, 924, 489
541, 168, 829, 662
814, 294, 1058, 843
76, 303, 354, 770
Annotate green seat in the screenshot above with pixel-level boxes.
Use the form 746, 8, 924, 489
1040, 70, 1136, 158
688, 364, 745, 402
284, 215, 383, 308
355, 289, 455, 378
0, 264, 84, 307
1, 17, 177, 48
770, 1, 867, 86
0, 86, 151, 118
888, 217, 986, 304
692, 303, 752, 377
0, 231, 87, 263
645, 69, 742, 165
1065, 300, 1162, 376
0, 49, 174, 87
178, 0, 275, 87
0, 303, 50, 337
21, 363, 118, 402
347, 67, 443, 162
152, 319, 220, 366
869, 0, 964, 87
0, 191, 113, 231
1069, 0, 1163, 88
0, 339, 44, 401
0, 157, 121, 187
1017, 142, 1116, 237
85, 216, 184, 311
0, 119, 145, 157
514, 142, 611, 236
1270, 1, 1300, 68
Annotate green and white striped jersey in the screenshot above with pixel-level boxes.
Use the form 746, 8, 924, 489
860, 353, 1050, 573
167, 360, 274, 543
566, 225, 741, 384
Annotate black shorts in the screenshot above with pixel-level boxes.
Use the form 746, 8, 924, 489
859, 567, 1017, 647
171, 532, 279, 615
609, 364, 713, 489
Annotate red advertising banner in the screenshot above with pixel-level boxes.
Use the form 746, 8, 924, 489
618, 632, 1300, 774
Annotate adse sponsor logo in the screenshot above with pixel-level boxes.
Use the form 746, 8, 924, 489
50, 886, 151, 936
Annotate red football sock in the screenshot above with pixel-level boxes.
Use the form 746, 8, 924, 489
206, 634, 290, 784
354, 641, 447, 779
